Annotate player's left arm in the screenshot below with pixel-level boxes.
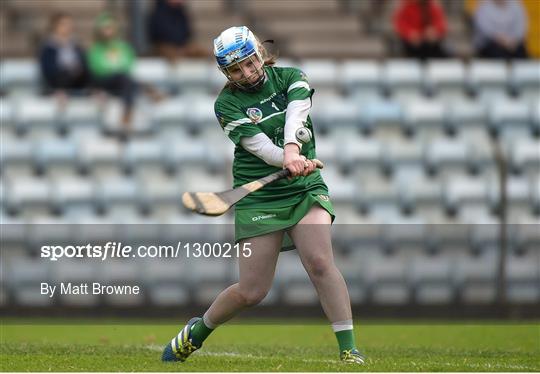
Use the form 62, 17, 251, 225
284, 68, 315, 176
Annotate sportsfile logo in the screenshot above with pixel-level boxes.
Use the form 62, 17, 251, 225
251, 214, 277, 222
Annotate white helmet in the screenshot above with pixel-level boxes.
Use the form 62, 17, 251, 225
213, 26, 265, 91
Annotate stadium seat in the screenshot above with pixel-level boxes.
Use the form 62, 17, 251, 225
364, 249, 411, 305
423, 137, 469, 176
424, 59, 467, 99
334, 252, 368, 304
382, 59, 424, 100
455, 248, 498, 303
309, 94, 361, 133
5, 258, 53, 306
469, 222, 500, 253
0, 96, 14, 129
312, 134, 338, 168
402, 97, 446, 137
488, 97, 531, 138
468, 60, 509, 100
150, 96, 190, 135
5, 176, 52, 216
319, 168, 356, 204
185, 94, 218, 134
143, 259, 190, 307
443, 176, 490, 217
121, 138, 164, 176
298, 59, 339, 93
505, 177, 532, 220
358, 96, 403, 135
465, 132, 497, 176
356, 174, 400, 217
508, 138, 540, 175
172, 59, 213, 94
381, 138, 423, 180
0, 59, 39, 91
509, 60, 540, 103
0, 136, 34, 177
397, 174, 442, 218
50, 176, 95, 216
338, 135, 382, 175
177, 166, 229, 195
275, 251, 318, 305
445, 98, 486, 135
188, 258, 234, 304
132, 58, 170, 89
410, 252, 455, 304
57, 99, 102, 139
13, 96, 59, 134
339, 60, 382, 97
505, 250, 540, 303
94, 175, 142, 215
425, 220, 470, 252
138, 174, 183, 216
208, 64, 228, 93
381, 220, 427, 252
76, 137, 122, 176
161, 137, 210, 174
33, 139, 78, 176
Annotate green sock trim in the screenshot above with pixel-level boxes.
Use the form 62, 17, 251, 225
335, 329, 356, 352
190, 319, 214, 346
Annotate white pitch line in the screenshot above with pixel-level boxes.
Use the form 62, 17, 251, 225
146, 345, 537, 371
145, 345, 337, 364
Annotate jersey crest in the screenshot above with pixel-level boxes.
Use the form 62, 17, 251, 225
246, 107, 263, 123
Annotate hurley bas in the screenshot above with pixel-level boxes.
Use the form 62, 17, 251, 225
41, 282, 140, 298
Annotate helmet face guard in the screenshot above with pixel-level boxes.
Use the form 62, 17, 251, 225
214, 26, 266, 91
219, 53, 265, 91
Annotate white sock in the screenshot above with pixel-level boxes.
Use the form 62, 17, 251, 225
331, 319, 353, 333
202, 311, 219, 329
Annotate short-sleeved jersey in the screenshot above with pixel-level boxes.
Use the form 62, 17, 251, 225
214, 65, 329, 210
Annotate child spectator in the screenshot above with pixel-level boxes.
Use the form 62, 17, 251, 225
88, 13, 138, 129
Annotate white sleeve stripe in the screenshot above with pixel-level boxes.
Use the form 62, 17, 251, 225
287, 81, 310, 93
223, 118, 252, 135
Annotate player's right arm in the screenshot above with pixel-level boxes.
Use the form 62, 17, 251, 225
214, 97, 284, 167
214, 96, 314, 176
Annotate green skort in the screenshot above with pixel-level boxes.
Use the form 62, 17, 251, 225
235, 190, 335, 251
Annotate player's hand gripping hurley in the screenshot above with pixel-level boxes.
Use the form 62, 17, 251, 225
182, 159, 324, 216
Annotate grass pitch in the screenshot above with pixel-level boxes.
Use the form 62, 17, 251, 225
1, 319, 539, 372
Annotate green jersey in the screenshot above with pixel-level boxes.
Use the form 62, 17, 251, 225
214, 65, 329, 210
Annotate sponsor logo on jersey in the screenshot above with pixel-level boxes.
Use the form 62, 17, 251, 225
246, 107, 263, 123
318, 195, 330, 202
260, 92, 277, 104
251, 213, 277, 222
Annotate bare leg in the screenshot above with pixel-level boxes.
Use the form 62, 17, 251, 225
204, 230, 283, 325
288, 205, 352, 323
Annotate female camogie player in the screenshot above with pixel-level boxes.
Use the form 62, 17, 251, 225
162, 26, 365, 364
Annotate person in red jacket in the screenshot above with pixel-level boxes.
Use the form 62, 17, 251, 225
393, 0, 448, 59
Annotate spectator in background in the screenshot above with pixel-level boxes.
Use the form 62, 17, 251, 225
38, 13, 90, 99
393, 0, 448, 59
88, 13, 138, 130
474, 0, 528, 59
148, 0, 207, 63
